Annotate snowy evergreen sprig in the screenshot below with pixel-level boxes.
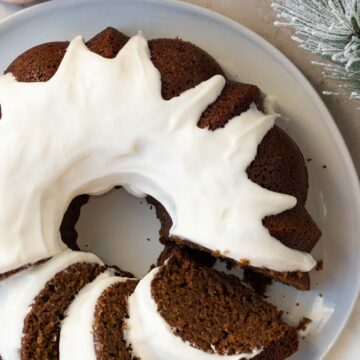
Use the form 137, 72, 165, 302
272, 0, 360, 101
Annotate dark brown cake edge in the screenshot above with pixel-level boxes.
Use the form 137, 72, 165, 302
254, 327, 299, 360
169, 236, 311, 291
0, 258, 49, 282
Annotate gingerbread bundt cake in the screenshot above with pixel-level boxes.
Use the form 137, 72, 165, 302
0, 27, 322, 359
1, 27, 320, 289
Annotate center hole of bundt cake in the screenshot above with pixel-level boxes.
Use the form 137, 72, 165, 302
67, 188, 162, 278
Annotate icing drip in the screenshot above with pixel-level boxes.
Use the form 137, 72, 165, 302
125, 267, 262, 360
60, 271, 134, 360
0, 250, 103, 360
0, 33, 316, 273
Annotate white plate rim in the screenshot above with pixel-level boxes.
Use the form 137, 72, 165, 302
0, 0, 359, 358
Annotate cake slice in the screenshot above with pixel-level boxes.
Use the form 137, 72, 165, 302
0, 250, 104, 360
126, 247, 298, 360
59, 271, 138, 360
93, 277, 139, 359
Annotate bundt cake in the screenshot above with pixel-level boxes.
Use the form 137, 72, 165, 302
0, 27, 320, 290
125, 247, 298, 360
0, 27, 323, 359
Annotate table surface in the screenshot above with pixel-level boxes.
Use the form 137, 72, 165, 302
0, 0, 359, 359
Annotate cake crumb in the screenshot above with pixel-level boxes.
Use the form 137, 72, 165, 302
146, 238, 151, 242
223, 249, 230, 254
213, 250, 221, 257
307, 158, 312, 162
315, 260, 323, 271
296, 317, 312, 332
239, 259, 250, 266
322, 165, 327, 169
296, 302, 299, 307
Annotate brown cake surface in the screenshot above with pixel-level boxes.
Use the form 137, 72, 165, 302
157, 242, 216, 268
21, 262, 104, 360
4, 27, 321, 290
151, 248, 298, 359
93, 279, 139, 360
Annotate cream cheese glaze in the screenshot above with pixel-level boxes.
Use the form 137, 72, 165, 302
60, 271, 135, 360
125, 267, 263, 359
0, 250, 103, 360
0, 33, 316, 274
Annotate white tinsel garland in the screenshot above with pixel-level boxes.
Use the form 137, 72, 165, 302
272, 0, 360, 101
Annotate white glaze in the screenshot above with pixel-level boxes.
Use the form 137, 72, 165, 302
125, 267, 262, 360
60, 271, 134, 360
0, 33, 316, 273
296, 296, 334, 339
0, 250, 102, 360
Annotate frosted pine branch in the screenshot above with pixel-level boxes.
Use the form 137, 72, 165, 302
272, 0, 360, 101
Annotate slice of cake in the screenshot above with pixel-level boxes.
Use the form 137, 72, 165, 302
126, 248, 298, 360
0, 250, 104, 360
93, 277, 139, 360
60, 271, 138, 360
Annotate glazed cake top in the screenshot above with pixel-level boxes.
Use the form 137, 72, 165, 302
0, 33, 315, 274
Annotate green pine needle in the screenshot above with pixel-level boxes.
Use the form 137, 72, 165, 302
272, 0, 360, 101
